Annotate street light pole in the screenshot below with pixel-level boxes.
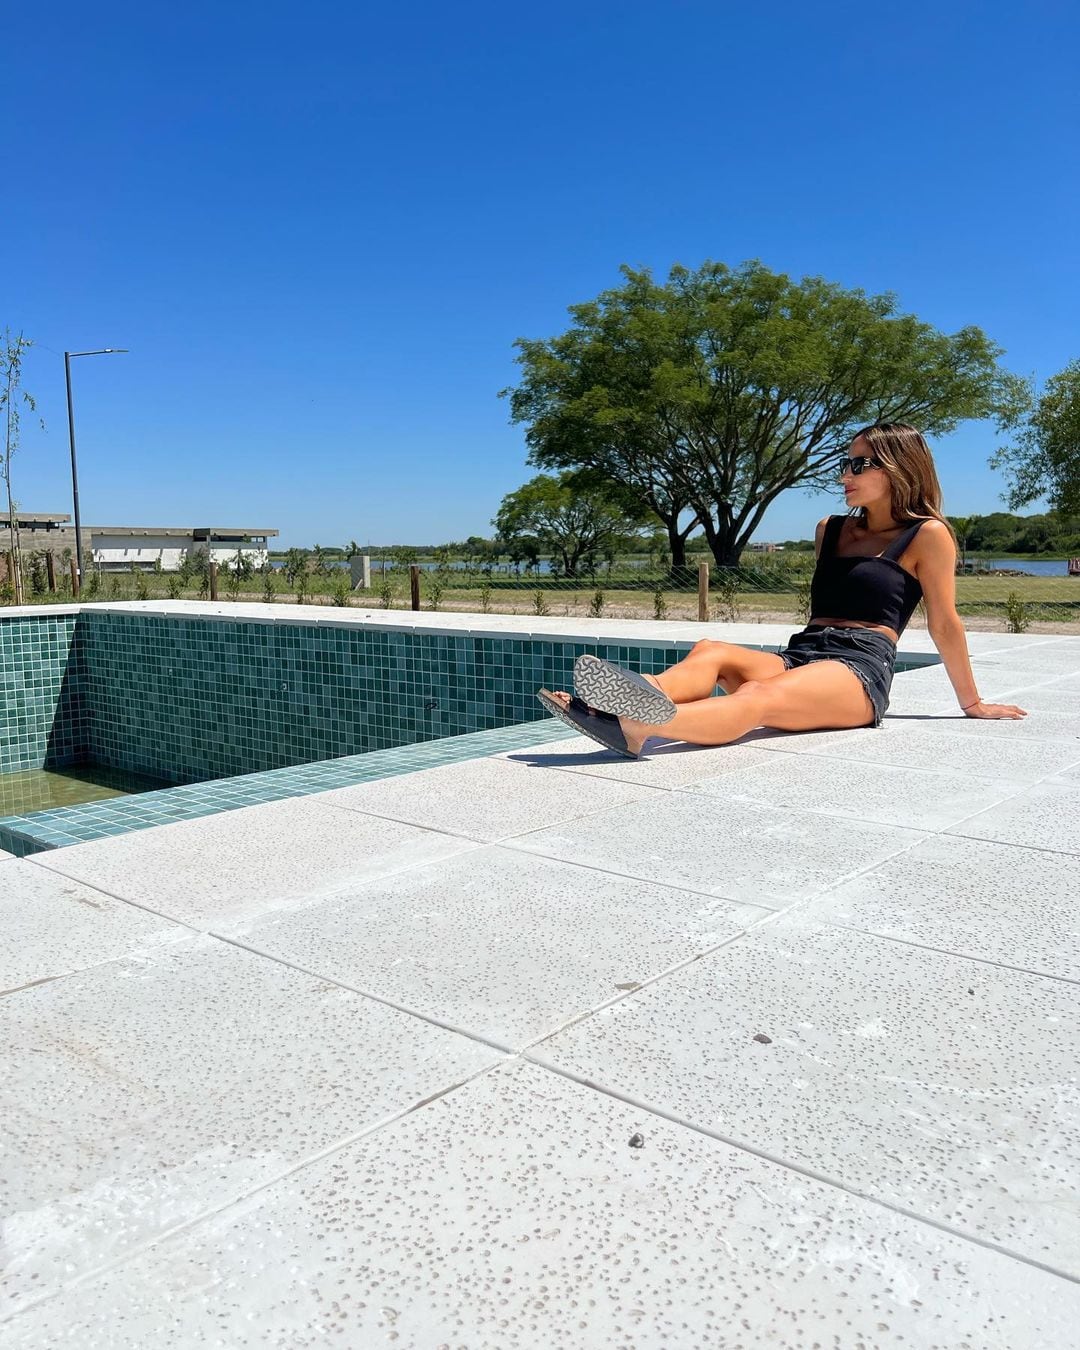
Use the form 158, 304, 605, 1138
64, 348, 128, 583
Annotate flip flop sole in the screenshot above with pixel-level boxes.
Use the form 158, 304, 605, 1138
574, 654, 676, 725
536, 690, 638, 759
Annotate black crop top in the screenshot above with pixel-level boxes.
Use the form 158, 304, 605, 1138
809, 515, 928, 635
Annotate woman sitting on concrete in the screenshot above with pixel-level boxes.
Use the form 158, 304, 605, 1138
538, 423, 1027, 758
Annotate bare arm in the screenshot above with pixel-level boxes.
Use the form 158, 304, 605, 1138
914, 521, 1026, 720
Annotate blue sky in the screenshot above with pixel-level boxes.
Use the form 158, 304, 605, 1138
6, 0, 1077, 548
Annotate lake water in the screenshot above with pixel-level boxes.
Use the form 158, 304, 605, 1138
980, 558, 1074, 577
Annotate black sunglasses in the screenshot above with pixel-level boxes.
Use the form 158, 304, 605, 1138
838, 455, 883, 478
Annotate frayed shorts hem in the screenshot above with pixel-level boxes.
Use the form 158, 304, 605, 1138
778, 625, 896, 728
826, 658, 887, 728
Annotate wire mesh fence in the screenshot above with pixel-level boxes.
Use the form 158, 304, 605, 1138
382, 560, 1080, 632
4, 552, 1079, 633
379, 561, 811, 626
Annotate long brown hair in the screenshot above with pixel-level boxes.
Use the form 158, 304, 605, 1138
849, 422, 956, 543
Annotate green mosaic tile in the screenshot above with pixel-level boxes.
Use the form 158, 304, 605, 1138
76, 611, 680, 783
0, 614, 86, 774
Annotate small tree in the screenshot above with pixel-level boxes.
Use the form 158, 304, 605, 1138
434, 546, 453, 581
1, 331, 42, 605
282, 548, 307, 586
184, 546, 210, 591
28, 551, 47, 597
795, 578, 812, 623
225, 558, 243, 601
949, 515, 980, 570
230, 546, 254, 585
494, 472, 643, 579
1004, 591, 1030, 633
713, 571, 742, 622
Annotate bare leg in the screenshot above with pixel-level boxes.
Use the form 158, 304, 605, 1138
552, 661, 873, 755
647, 639, 787, 702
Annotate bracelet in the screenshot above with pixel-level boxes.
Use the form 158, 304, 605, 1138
961, 699, 981, 711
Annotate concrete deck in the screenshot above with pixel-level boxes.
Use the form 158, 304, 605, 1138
2, 624, 1079, 1347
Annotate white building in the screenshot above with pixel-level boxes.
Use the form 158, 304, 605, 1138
0, 512, 79, 556
88, 526, 278, 572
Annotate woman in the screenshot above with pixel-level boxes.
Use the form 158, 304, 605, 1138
538, 423, 1027, 758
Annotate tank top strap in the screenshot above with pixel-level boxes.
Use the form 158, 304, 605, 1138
821, 514, 846, 558
882, 518, 929, 560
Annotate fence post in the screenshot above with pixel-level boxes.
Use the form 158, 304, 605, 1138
409, 564, 421, 611
697, 561, 709, 622
350, 553, 371, 590
209, 561, 219, 601
46, 552, 57, 592
70, 559, 80, 598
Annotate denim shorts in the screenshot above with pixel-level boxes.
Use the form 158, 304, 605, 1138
778, 624, 897, 727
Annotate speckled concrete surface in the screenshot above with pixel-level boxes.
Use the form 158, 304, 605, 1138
3, 624, 1079, 1347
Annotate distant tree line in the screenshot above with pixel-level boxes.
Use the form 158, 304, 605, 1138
947, 511, 1080, 556
269, 508, 1080, 577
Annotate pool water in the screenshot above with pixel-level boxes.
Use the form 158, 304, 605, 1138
0, 765, 172, 818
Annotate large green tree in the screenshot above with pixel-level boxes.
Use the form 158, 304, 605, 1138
991, 359, 1080, 516
493, 472, 641, 577
504, 261, 1030, 566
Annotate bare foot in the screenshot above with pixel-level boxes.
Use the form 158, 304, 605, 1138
618, 718, 654, 756
546, 690, 653, 756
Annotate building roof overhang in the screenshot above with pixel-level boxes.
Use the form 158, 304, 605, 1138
87, 527, 279, 539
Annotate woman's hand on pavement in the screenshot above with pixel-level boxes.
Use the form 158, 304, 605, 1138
963, 700, 1027, 720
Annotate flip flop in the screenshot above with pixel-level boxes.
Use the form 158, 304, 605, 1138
573, 654, 676, 725
536, 689, 640, 759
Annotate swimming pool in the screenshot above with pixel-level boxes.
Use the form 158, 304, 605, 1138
0, 602, 939, 855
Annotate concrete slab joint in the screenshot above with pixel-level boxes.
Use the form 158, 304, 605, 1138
1, 605, 1078, 1345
